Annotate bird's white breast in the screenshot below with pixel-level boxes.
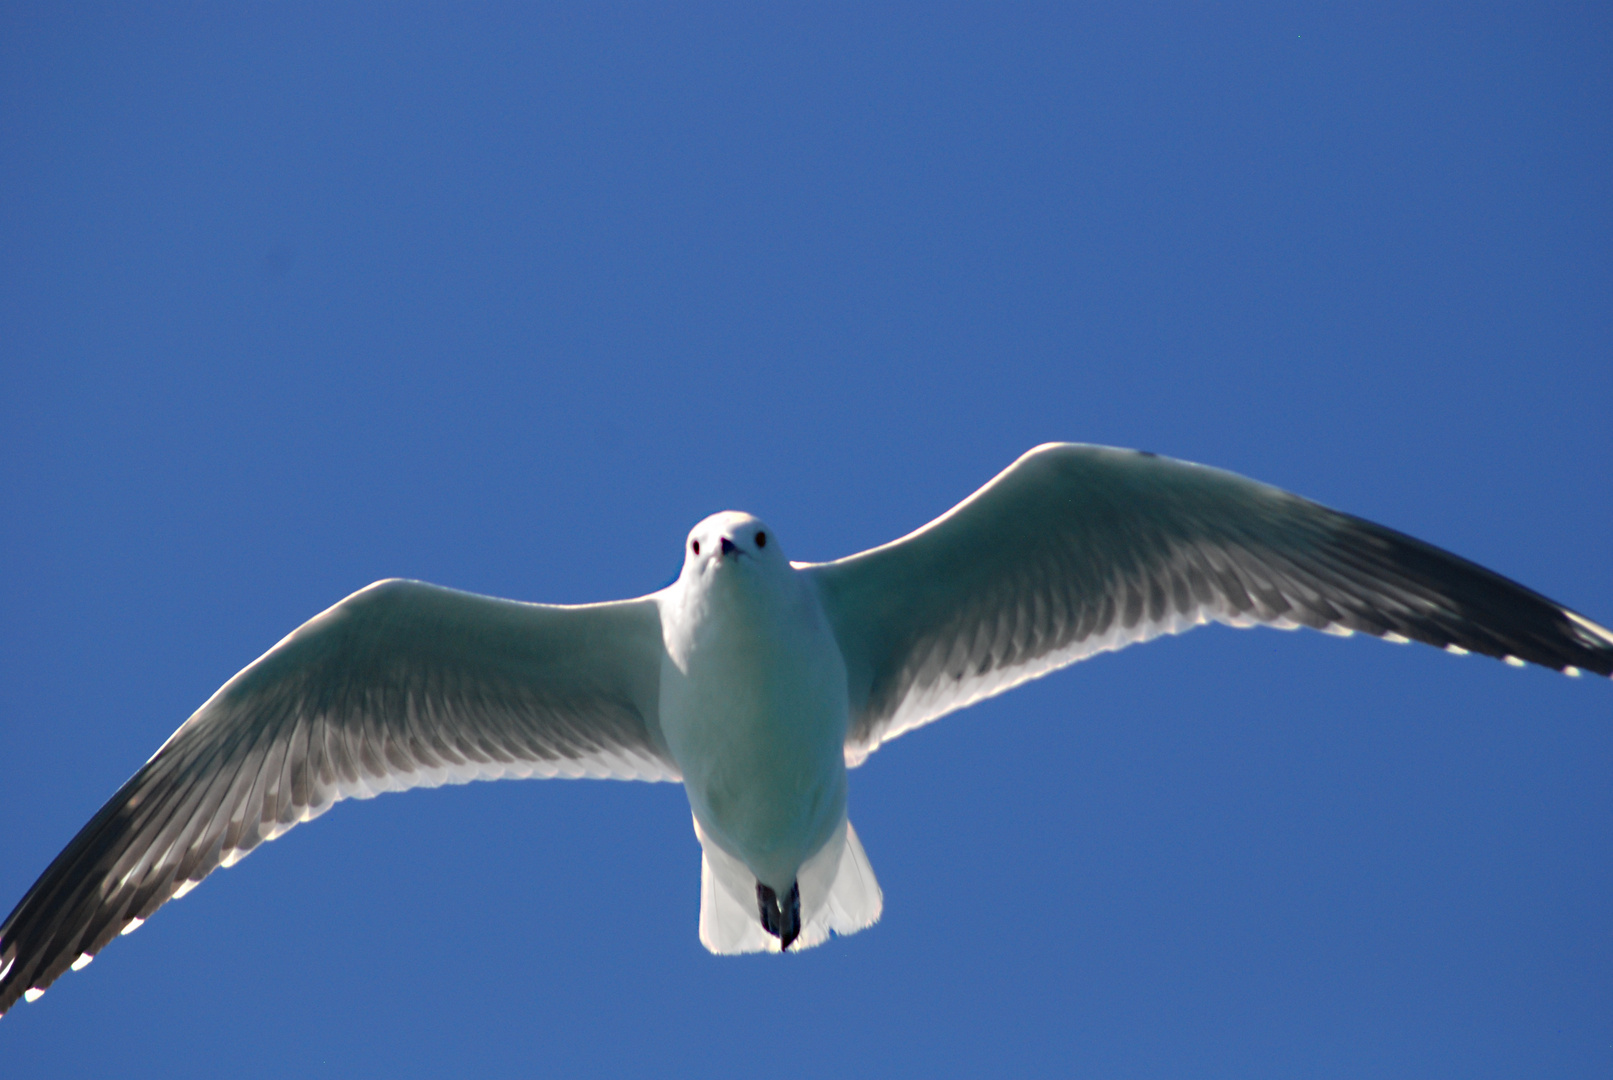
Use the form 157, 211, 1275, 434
657, 562, 850, 893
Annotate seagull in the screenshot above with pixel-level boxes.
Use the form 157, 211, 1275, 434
3, 443, 1610, 1013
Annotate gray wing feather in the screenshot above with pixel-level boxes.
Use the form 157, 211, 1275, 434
0, 579, 672, 1013
805, 444, 1613, 765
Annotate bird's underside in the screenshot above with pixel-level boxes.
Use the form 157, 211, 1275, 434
3, 443, 1611, 1016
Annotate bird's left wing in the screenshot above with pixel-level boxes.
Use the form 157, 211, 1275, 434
802, 444, 1612, 766
0, 579, 672, 1015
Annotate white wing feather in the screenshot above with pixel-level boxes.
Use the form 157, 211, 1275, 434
0, 579, 671, 1013
805, 444, 1613, 765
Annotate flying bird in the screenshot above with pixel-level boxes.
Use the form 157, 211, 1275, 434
3, 443, 1610, 1014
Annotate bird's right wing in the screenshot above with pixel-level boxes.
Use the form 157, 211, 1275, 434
802, 444, 1612, 766
1, 578, 672, 1015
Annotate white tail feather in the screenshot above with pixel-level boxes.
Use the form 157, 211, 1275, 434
695, 816, 883, 954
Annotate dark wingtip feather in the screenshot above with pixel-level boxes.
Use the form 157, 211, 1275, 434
1323, 514, 1613, 680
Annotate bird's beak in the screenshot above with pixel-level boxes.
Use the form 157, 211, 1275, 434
719, 536, 738, 558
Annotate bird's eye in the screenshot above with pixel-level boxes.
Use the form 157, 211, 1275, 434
755, 532, 766, 548
691, 540, 700, 555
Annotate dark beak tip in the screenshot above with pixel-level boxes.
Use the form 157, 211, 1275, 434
720, 537, 737, 556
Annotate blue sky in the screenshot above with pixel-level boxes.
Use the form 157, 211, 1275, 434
2, 5, 1610, 1077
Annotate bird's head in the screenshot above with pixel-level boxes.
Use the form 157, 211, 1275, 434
680, 511, 785, 585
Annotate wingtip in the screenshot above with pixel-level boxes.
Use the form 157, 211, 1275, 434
1565, 610, 1613, 649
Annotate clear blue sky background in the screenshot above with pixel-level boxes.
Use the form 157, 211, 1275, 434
3, 5, 1610, 1077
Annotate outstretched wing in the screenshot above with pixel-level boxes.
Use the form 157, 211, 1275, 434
804, 444, 1613, 765
0, 579, 672, 1015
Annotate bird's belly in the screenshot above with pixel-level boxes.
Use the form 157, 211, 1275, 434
659, 636, 849, 892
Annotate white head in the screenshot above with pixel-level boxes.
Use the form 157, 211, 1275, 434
679, 511, 787, 585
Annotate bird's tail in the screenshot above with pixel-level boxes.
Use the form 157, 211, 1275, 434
695, 817, 882, 954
